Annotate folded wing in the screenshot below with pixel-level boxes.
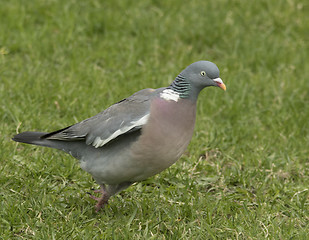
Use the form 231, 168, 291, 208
44, 88, 160, 148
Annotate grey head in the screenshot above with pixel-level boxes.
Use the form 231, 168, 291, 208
168, 61, 226, 101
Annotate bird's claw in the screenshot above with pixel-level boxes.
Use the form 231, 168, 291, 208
88, 187, 110, 212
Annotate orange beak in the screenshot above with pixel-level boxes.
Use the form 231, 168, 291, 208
213, 78, 226, 91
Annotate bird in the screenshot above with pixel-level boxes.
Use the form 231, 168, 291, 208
12, 60, 226, 212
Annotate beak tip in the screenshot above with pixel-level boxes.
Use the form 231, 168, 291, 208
218, 83, 226, 91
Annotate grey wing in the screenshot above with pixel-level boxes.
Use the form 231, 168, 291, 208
44, 88, 161, 148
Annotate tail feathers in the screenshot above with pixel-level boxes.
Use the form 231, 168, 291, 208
12, 131, 48, 146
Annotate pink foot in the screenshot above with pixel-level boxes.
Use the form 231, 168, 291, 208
89, 187, 110, 212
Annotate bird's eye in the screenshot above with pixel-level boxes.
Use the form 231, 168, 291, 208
200, 71, 206, 76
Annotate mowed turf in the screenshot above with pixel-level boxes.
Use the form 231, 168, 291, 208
0, 0, 308, 239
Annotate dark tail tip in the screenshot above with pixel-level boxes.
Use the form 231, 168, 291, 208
12, 131, 47, 145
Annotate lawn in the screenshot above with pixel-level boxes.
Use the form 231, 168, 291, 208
1, 0, 308, 239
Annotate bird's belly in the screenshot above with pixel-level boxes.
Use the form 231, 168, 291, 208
79, 131, 143, 185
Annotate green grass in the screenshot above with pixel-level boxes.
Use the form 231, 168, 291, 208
1, 0, 308, 239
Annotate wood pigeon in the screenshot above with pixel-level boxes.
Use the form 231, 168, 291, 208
12, 60, 226, 212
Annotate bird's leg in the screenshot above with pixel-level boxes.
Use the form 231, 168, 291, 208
89, 182, 132, 212
89, 185, 110, 212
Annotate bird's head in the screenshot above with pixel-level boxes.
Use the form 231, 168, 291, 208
169, 61, 226, 101
182, 61, 226, 91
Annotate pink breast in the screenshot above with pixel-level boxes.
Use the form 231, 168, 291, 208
130, 97, 197, 179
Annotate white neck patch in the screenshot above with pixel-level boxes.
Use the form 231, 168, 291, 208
160, 89, 180, 102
